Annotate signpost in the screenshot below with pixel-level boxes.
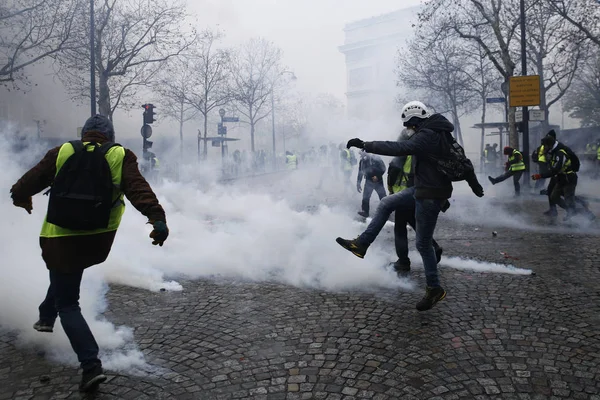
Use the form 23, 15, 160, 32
222, 117, 239, 123
486, 97, 506, 104
529, 109, 545, 121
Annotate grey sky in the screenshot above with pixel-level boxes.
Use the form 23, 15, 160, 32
187, 0, 423, 97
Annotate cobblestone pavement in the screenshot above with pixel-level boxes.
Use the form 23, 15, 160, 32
1, 195, 600, 400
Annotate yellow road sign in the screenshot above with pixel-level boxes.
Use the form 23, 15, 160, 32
509, 75, 541, 107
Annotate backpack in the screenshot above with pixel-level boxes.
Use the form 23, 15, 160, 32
427, 131, 475, 182
46, 140, 121, 230
560, 144, 580, 172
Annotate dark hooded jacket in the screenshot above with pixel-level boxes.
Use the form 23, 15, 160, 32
357, 154, 386, 185
10, 131, 166, 273
363, 114, 454, 199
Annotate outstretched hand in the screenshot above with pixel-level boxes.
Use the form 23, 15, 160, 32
346, 138, 364, 149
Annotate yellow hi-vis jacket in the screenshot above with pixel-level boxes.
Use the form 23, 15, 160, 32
40, 142, 126, 238
391, 156, 412, 194
509, 150, 526, 172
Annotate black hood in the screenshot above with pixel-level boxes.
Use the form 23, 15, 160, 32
82, 114, 115, 141
418, 113, 454, 133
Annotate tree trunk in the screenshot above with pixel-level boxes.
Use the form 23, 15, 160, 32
179, 99, 184, 158
537, 59, 549, 135
203, 112, 208, 159
250, 121, 255, 152
508, 107, 517, 148
480, 98, 487, 173
98, 71, 111, 118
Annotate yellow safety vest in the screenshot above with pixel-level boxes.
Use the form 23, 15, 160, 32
509, 150, 526, 172
538, 145, 546, 164
391, 156, 412, 194
40, 142, 126, 238
597, 147, 600, 161
286, 154, 298, 170
552, 148, 575, 175
342, 149, 353, 171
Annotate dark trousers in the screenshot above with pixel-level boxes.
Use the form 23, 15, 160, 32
361, 180, 386, 215
394, 205, 441, 267
494, 170, 524, 195
38, 269, 101, 372
549, 174, 577, 214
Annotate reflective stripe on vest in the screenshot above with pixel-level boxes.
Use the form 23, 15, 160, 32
597, 147, 600, 160
40, 142, 126, 238
392, 156, 412, 194
342, 149, 353, 171
286, 154, 298, 169
509, 150, 526, 171
555, 149, 575, 174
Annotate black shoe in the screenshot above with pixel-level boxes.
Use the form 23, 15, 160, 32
33, 320, 54, 333
336, 237, 368, 259
435, 247, 443, 264
357, 211, 369, 218
79, 365, 107, 392
392, 261, 410, 277
488, 176, 496, 185
416, 286, 447, 311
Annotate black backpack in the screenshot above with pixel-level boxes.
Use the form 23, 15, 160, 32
427, 131, 475, 182
46, 140, 121, 230
559, 143, 581, 172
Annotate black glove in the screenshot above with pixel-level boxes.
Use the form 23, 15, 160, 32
356, 183, 362, 193
465, 172, 484, 198
346, 138, 364, 149
150, 221, 169, 246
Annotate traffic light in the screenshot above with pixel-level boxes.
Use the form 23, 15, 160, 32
143, 139, 153, 150
218, 122, 227, 135
142, 103, 156, 124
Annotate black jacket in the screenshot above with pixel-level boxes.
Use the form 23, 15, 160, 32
363, 114, 454, 199
357, 154, 386, 185
541, 142, 576, 181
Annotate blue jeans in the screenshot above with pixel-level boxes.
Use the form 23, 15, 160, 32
38, 270, 101, 371
415, 198, 443, 288
359, 187, 416, 245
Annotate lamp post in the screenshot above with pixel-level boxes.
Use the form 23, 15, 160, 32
90, 0, 96, 116
271, 70, 297, 169
520, 0, 530, 187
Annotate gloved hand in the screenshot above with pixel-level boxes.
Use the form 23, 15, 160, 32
13, 197, 32, 214
470, 183, 484, 198
346, 138, 364, 149
356, 183, 362, 193
531, 174, 542, 180
149, 221, 169, 246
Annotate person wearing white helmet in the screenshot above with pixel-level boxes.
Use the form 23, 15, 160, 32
337, 101, 484, 311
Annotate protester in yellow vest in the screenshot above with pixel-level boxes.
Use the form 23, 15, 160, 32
285, 151, 298, 170
339, 143, 354, 192
488, 146, 526, 196
10, 114, 169, 393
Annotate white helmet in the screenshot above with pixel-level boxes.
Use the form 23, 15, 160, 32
401, 101, 430, 125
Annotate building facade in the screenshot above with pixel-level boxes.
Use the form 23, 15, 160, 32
338, 7, 419, 121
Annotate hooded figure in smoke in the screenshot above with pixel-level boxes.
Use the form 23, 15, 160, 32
338, 100, 484, 312
356, 150, 386, 218
10, 114, 169, 392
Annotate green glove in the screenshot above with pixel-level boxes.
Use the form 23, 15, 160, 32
150, 221, 169, 246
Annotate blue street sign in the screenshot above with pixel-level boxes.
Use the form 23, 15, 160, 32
486, 97, 506, 103
222, 117, 239, 122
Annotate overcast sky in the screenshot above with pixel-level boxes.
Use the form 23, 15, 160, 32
187, 0, 423, 98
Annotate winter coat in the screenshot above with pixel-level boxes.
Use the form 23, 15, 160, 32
363, 114, 454, 199
10, 131, 166, 273
357, 154, 386, 185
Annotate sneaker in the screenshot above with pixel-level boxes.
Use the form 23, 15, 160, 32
488, 176, 496, 185
335, 237, 368, 259
435, 247, 443, 264
33, 320, 54, 333
79, 365, 107, 392
416, 286, 447, 311
357, 211, 369, 218
392, 261, 410, 277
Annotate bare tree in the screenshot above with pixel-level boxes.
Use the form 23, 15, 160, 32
397, 26, 478, 146
563, 49, 600, 127
526, 0, 587, 132
154, 56, 198, 156
56, 0, 194, 119
548, 0, 600, 47
0, 0, 80, 84
183, 30, 231, 160
420, 0, 523, 146
229, 38, 284, 152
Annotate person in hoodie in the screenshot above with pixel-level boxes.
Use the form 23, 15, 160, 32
387, 128, 443, 277
337, 101, 484, 311
10, 114, 169, 392
488, 146, 526, 196
356, 150, 387, 218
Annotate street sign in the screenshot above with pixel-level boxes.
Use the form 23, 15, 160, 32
212, 140, 221, 147
515, 110, 523, 122
529, 109, 546, 121
486, 97, 506, 103
509, 75, 541, 107
141, 124, 152, 138
222, 117, 239, 123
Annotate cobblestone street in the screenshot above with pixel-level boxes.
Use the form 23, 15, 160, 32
1, 196, 600, 400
